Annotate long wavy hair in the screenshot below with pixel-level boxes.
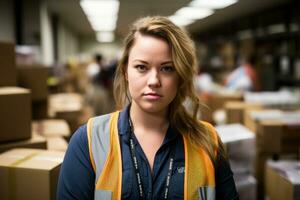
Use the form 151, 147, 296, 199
113, 16, 224, 162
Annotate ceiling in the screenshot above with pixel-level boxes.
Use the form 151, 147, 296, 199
47, 0, 293, 40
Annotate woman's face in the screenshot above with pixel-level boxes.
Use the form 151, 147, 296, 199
126, 33, 179, 115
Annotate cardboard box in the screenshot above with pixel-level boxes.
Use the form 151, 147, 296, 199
46, 137, 68, 152
257, 120, 282, 153
265, 160, 300, 200
0, 148, 64, 200
0, 134, 47, 153
0, 87, 31, 142
32, 119, 71, 139
257, 119, 300, 154
207, 91, 243, 112
48, 93, 83, 133
255, 153, 299, 200
244, 91, 300, 110
56, 112, 82, 134
48, 93, 83, 116
234, 174, 256, 200
225, 101, 262, 124
254, 152, 273, 199
17, 65, 49, 101
216, 124, 256, 173
244, 109, 280, 133
0, 42, 17, 86
32, 99, 48, 120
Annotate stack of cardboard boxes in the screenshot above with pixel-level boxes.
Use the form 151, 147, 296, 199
265, 160, 300, 200
17, 64, 49, 119
225, 101, 262, 124
0, 42, 47, 152
0, 87, 47, 152
246, 110, 300, 199
223, 92, 300, 199
16, 62, 72, 151
216, 123, 257, 200
48, 93, 84, 133
32, 119, 70, 151
200, 91, 243, 123
0, 41, 65, 200
0, 42, 17, 86
0, 148, 64, 200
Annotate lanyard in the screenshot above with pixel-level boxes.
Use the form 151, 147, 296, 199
128, 117, 174, 200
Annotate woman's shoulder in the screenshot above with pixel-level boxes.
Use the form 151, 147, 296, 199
199, 120, 214, 129
199, 121, 218, 139
71, 124, 88, 139
87, 112, 119, 124
67, 124, 88, 151
199, 120, 220, 151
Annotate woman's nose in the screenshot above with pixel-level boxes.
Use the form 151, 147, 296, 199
147, 70, 161, 87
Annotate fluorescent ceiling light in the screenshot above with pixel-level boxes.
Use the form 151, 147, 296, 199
96, 32, 115, 43
175, 7, 213, 20
80, 0, 119, 16
88, 17, 117, 31
88, 16, 118, 24
91, 24, 116, 32
80, 0, 119, 32
190, 0, 237, 9
91, 26, 116, 32
169, 15, 195, 27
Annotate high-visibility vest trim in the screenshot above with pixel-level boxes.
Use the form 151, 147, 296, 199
87, 111, 218, 200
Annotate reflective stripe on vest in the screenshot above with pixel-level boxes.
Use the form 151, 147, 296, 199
87, 113, 111, 182
87, 111, 122, 200
87, 111, 217, 200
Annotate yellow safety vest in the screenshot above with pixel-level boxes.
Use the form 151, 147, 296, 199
87, 111, 218, 200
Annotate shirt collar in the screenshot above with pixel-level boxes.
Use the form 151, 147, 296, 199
118, 105, 131, 136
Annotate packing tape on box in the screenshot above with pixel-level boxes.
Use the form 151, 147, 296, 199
9, 152, 40, 167
32, 155, 64, 163
7, 151, 63, 199
8, 152, 40, 200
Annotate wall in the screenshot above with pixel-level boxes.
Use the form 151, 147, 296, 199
79, 38, 122, 62
40, 0, 54, 65
0, 0, 15, 42
57, 21, 79, 63
23, 0, 40, 44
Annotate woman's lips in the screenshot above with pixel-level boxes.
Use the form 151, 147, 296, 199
143, 93, 162, 100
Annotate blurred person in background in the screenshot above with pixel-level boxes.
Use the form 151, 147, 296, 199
94, 58, 117, 90
195, 66, 224, 100
225, 55, 260, 92
85, 53, 114, 115
86, 53, 103, 82
57, 16, 238, 200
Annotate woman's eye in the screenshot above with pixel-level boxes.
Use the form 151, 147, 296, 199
135, 65, 147, 72
161, 66, 175, 73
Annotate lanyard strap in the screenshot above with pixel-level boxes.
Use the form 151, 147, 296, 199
129, 137, 145, 199
163, 156, 174, 199
128, 117, 174, 200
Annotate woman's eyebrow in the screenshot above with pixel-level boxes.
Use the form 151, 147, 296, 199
133, 59, 148, 64
161, 61, 173, 65
132, 59, 173, 65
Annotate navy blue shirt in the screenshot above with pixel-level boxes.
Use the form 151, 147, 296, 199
57, 107, 239, 199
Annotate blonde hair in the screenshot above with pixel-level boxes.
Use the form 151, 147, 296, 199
114, 16, 223, 162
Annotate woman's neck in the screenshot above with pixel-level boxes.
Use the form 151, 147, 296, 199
129, 102, 169, 171
129, 103, 169, 135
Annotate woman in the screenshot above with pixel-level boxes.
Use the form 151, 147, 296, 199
57, 16, 238, 200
